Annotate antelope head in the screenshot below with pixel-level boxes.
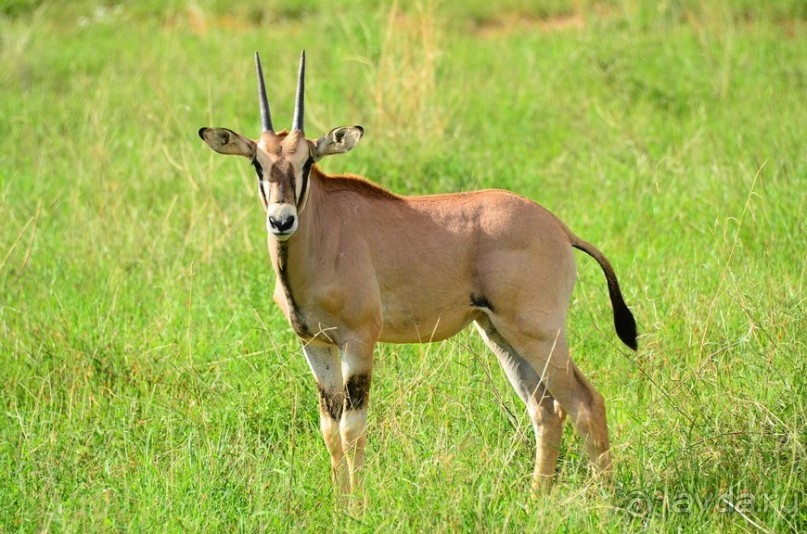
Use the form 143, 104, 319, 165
199, 51, 364, 240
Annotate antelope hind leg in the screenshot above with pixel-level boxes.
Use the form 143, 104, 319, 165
485, 320, 612, 482
475, 319, 566, 492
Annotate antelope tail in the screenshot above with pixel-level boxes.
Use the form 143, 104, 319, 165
568, 233, 637, 351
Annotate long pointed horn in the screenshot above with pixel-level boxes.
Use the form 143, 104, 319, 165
291, 50, 305, 132
255, 52, 273, 133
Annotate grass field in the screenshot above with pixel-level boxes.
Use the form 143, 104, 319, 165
1, 0, 804, 531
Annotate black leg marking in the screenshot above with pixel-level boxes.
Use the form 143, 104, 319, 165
470, 292, 495, 312
318, 385, 344, 421
344, 374, 371, 411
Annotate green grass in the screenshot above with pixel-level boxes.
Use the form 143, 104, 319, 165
1, 0, 804, 531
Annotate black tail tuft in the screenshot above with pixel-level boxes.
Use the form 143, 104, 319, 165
572, 241, 638, 351
612, 293, 638, 351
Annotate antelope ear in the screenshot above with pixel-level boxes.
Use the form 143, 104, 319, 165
198, 127, 256, 159
313, 126, 364, 161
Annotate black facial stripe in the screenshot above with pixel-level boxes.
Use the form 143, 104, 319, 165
299, 157, 313, 207
252, 159, 269, 206
251, 159, 263, 180
258, 180, 268, 206
252, 157, 312, 208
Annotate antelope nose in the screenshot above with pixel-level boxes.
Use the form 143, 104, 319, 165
268, 215, 295, 233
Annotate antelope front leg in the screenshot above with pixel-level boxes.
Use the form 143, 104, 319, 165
339, 339, 374, 492
303, 344, 350, 494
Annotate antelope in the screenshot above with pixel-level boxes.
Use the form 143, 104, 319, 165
198, 51, 637, 495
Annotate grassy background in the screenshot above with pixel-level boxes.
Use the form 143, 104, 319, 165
1, 0, 804, 531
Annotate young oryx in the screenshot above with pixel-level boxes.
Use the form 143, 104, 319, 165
198, 51, 637, 494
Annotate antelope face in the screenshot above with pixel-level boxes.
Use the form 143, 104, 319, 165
253, 130, 310, 240
199, 51, 364, 241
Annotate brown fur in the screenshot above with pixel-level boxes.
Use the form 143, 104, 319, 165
317, 170, 402, 201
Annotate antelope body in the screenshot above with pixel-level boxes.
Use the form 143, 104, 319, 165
199, 52, 637, 494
